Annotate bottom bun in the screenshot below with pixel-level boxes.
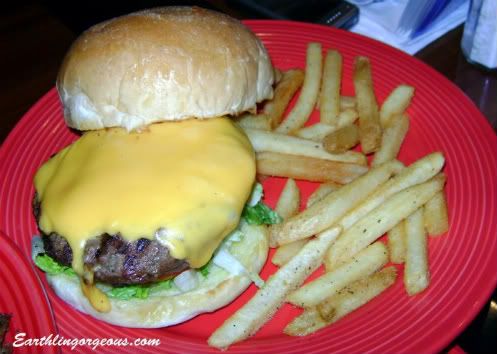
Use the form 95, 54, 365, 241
33, 221, 268, 328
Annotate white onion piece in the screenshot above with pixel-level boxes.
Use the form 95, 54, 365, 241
173, 270, 199, 292
213, 248, 264, 288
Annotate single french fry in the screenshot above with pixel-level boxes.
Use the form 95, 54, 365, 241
272, 239, 307, 266
424, 190, 449, 236
388, 220, 406, 264
287, 242, 388, 307
372, 114, 410, 166
275, 43, 323, 134
404, 208, 430, 295
275, 178, 301, 220
244, 128, 367, 165
284, 267, 397, 336
295, 109, 358, 142
256, 152, 368, 185
306, 182, 341, 208
316, 266, 397, 324
264, 69, 305, 129
380, 85, 415, 127
269, 160, 402, 247
235, 113, 271, 131
320, 50, 342, 125
208, 226, 341, 349
274, 67, 283, 84
340, 95, 356, 111
325, 174, 445, 270
353, 56, 382, 154
322, 124, 360, 153
338, 152, 445, 232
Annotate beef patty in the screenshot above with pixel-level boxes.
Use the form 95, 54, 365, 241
33, 197, 189, 285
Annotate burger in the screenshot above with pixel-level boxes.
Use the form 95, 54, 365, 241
31, 6, 278, 327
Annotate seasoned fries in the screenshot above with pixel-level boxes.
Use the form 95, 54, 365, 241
245, 128, 367, 164
320, 50, 342, 125
326, 174, 446, 269
235, 113, 271, 131
275, 43, 323, 134
208, 227, 341, 349
353, 56, 382, 154
269, 160, 402, 247
380, 85, 415, 127
322, 123, 360, 153
306, 182, 341, 208
287, 242, 388, 307
388, 220, 407, 264
404, 209, 430, 295
272, 239, 307, 266
256, 152, 368, 184
296, 109, 359, 142
424, 191, 449, 236
264, 69, 305, 129
372, 114, 410, 166
275, 178, 300, 220
340, 95, 356, 110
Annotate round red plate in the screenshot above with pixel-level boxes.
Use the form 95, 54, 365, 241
0, 231, 58, 354
0, 21, 496, 353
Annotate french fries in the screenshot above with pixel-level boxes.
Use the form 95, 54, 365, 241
284, 267, 397, 336
353, 57, 382, 154
424, 191, 449, 236
275, 43, 323, 134
287, 242, 388, 307
245, 128, 367, 164
295, 109, 358, 141
264, 69, 305, 129
380, 85, 415, 127
269, 160, 402, 247
404, 208, 430, 295
388, 220, 407, 264
306, 182, 341, 208
272, 239, 307, 266
235, 113, 271, 131
372, 114, 410, 166
208, 226, 341, 349
256, 152, 368, 184
340, 95, 356, 110
325, 174, 446, 269
320, 50, 342, 125
275, 178, 300, 220
322, 123, 360, 153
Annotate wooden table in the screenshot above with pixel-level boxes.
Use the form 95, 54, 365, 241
1, 2, 495, 353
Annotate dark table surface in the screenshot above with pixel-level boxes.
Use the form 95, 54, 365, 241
1, 1, 496, 353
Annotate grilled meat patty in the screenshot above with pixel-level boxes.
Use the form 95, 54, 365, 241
33, 197, 189, 285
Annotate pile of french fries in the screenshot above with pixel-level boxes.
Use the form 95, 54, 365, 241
208, 42, 449, 349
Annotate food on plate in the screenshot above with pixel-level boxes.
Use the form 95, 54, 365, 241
372, 113, 410, 166
296, 109, 359, 141
322, 123, 360, 153
31, 6, 279, 327
320, 50, 342, 125
424, 191, 450, 236
274, 178, 301, 220
306, 182, 341, 208
380, 85, 415, 127
404, 208, 430, 295
388, 220, 407, 264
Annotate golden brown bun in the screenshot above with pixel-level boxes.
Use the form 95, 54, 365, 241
33, 221, 269, 328
57, 6, 274, 131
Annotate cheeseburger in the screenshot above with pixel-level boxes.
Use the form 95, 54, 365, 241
32, 6, 277, 327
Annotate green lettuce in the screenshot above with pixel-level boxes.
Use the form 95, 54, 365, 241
242, 201, 282, 225
34, 254, 76, 276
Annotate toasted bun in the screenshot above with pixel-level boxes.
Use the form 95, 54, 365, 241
33, 221, 268, 328
57, 6, 274, 131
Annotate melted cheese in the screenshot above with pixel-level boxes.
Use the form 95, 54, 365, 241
34, 118, 255, 275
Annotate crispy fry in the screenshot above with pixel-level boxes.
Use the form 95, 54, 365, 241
269, 160, 402, 247
306, 182, 341, 208
296, 109, 359, 142
320, 50, 342, 125
264, 69, 305, 129
424, 191, 449, 236
245, 128, 366, 165
326, 174, 445, 270
340, 95, 356, 111
272, 239, 307, 266
256, 152, 368, 185
388, 220, 406, 264
235, 113, 271, 131
275, 43, 323, 134
287, 242, 388, 307
275, 178, 301, 220
284, 267, 397, 336
322, 124, 360, 153
372, 114, 409, 166
353, 56, 382, 154
404, 208, 430, 295
208, 226, 341, 349
380, 85, 414, 127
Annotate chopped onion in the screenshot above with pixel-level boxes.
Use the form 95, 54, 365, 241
213, 248, 265, 288
247, 183, 263, 207
173, 269, 198, 292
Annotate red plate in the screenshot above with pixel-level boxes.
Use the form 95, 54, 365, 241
0, 21, 496, 353
0, 231, 58, 354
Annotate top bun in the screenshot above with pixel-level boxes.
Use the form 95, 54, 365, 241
57, 6, 274, 131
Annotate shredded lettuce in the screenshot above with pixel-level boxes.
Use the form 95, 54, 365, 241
242, 201, 282, 225
108, 285, 150, 300
34, 254, 76, 276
